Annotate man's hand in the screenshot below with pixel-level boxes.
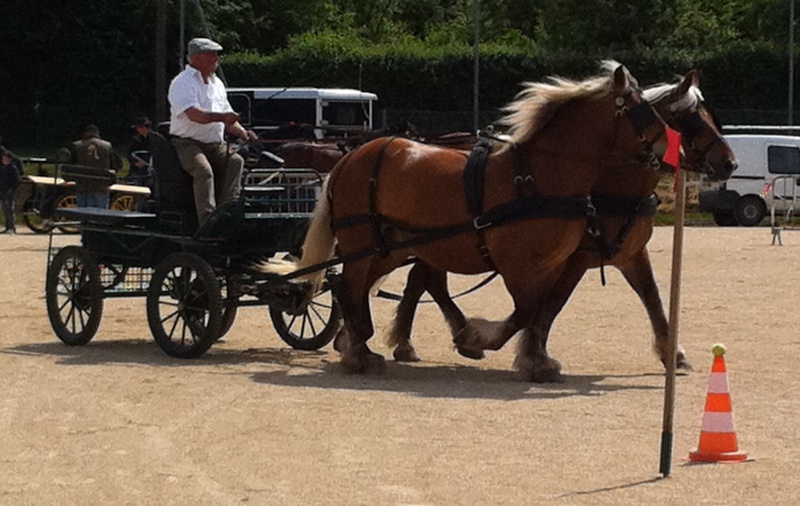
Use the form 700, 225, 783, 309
243, 129, 259, 142
221, 112, 240, 126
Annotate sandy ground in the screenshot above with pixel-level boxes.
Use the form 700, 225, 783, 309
1, 226, 799, 505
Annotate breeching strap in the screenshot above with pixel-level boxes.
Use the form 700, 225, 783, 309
462, 138, 496, 267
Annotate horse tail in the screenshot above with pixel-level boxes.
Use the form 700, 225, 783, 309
293, 175, 336, 284
256, 175, 335, 285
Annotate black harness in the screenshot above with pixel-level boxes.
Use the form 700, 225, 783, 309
327, 84, 665, 278
331, 137, 594, 265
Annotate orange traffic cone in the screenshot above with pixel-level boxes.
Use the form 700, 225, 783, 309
689, 343, 747, 463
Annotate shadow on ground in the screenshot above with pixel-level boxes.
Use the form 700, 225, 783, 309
5, 339, 667, 401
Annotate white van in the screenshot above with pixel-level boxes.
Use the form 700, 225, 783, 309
226, 87, 378, 140
698, 135, 800, 226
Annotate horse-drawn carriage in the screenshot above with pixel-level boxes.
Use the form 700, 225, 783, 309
45, 163, 342, 359
19, 158, 152, 234
45, 62, 737, 383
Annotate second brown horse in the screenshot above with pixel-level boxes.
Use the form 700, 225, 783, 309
386, 69, 738, 382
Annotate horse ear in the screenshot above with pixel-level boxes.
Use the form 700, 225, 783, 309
678, 69, 700, 94
613, 65, 630, 90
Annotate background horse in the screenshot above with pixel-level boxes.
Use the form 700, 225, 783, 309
263, 62, 670, 379
277, 141, 348, 173
386, 69, 738, 382
276, 119, 420, 173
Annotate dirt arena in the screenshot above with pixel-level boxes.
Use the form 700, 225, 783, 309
1, 226, 799, 505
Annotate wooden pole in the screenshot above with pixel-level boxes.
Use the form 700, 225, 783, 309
659, 170, 686, 477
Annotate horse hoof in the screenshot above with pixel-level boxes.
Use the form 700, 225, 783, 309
340, 353, 366, 374
393, 346, 420, 362
363, 352, 387, 374
340, 352, 387, 375
455, 344, 485, 360
516, 355, 563, 383
333, 328, 348, 353
676, 355, 692, 370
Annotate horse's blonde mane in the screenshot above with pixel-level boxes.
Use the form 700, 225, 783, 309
643, 81, 704, 112
498, 60, 625, 146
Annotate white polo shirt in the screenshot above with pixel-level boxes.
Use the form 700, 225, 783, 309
168, 65, 233, 144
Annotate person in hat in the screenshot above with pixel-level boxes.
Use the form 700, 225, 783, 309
62, 124, 123, 208
167, 37, 257, 225
126, 116, 155, 186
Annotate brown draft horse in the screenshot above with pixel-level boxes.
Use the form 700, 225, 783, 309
276, 120, 421, 173
386, 69, 738, 382
277, 141, 349, 173
262, 62, 670, 378
276, 133, 481, 173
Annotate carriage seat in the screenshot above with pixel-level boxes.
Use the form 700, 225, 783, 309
147, 132, 198, 234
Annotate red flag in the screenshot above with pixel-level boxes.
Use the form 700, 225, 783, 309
662, 127, 682, 171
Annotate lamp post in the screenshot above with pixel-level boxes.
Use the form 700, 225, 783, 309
155, 0, 167, 123
472, 0, 480, 133
179, 0, 186, 67
790, 0, 796, 126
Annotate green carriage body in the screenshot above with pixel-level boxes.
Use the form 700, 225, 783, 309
45, 168, 341, 358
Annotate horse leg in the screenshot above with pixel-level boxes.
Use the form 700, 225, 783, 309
335, 260, 387, 375
388, 262, 479, 361
512, 258, 591, 383
617, 248, 692, 370
419, 267, 479, 359
446, 283, 544, 369
386, 262, 429, 362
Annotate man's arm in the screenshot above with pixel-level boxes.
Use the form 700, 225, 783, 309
183, 107, 239, 126
182, 107, 256, 142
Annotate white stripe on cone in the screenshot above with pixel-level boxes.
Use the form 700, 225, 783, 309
707, 372, 729, 394
700, 411, 736, 433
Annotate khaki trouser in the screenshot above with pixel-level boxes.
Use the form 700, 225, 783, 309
171, 137, 244, 225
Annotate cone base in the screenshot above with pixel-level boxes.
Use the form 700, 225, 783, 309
689, 449, 747, 463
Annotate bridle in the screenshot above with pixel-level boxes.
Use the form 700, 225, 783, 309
653, 91, 723, 178
611, 84, 666, 170
663, 99, 724, 174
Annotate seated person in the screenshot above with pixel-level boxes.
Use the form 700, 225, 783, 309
167, 37, 257, 226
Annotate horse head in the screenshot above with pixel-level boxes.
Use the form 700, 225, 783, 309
644, 70, 738, 182
608, 64, 672, 168
500, 61, 670, 176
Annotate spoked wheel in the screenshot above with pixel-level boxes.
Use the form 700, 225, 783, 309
23, 199, 50, 233
55, 194, 79, 234
110, 194, 136, 211
46, 246, 104, 345
146, 252, 223, 358
269, 269, 342, 350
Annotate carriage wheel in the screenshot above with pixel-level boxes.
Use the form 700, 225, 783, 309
24, 213, 50, 233
110, 194, 136, 211
55, 194, 79, 234
23, 199, 51, 233
146, 252, 223, 358
269, 269, 342, 350
46, 246, 104, 346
